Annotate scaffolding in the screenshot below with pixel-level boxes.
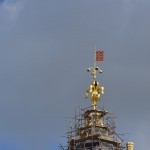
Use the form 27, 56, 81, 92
60, 105, 125, 150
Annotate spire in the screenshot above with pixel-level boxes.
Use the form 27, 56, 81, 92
61, 48, 127, 150
85, 48, 104, 110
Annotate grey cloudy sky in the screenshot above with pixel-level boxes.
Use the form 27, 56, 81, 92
0, 0, 150, 149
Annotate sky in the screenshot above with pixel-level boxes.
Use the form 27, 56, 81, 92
0, 0, 150, 150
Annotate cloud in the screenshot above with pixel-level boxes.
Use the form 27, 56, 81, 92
0, 0, 24, 21
134, 121, 150, 149
0, 0, 5, 4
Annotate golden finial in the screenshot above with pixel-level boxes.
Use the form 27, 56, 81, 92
85, 48, 104, 110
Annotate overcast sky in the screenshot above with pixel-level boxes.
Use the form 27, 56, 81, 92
0, 0, 150, 150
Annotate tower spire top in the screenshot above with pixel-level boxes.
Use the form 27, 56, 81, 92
85, 48, 104, 110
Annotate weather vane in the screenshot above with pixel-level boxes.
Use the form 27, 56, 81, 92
85, 48, 104, 110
